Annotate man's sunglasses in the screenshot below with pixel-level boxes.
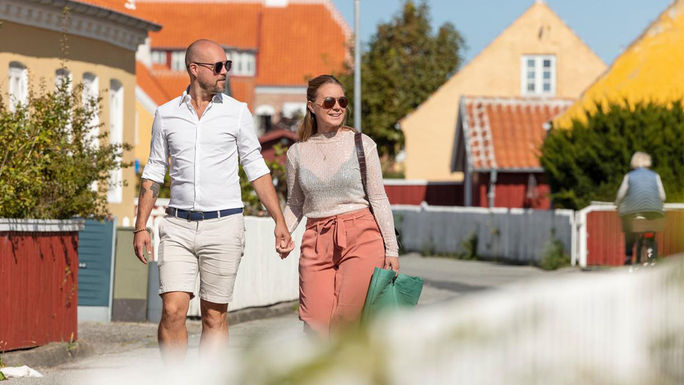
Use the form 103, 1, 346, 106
319, 96, 348, 109
192, 60, 232, 74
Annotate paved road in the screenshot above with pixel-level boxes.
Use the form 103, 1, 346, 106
6, 254, 578, 384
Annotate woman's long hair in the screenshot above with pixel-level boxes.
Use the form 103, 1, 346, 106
298, 74, 348, 142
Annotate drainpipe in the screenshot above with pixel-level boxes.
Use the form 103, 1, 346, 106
464, 166, 472, 206
488, 169, 497, 208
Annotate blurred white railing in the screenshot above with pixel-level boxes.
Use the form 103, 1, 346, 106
237, 255, 684, 385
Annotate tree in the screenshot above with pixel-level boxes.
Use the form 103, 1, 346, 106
338, 0, 465, 158
0, 79, 131, 219
540, 101, 684, 209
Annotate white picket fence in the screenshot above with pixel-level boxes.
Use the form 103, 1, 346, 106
392, 203, 575, 264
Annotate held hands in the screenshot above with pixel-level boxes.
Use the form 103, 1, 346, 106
384, 256, 400, 273
274, 222, 295, 259
133, 230, 152, 264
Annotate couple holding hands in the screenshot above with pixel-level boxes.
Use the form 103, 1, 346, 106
133, 39, 399, 360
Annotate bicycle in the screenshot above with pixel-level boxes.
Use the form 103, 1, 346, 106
629, 214, 665, 268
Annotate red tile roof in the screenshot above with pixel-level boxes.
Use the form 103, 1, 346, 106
136, 61, 170, 105
458, 96, 574, 171
130, 0, 349, 86
256, 3, 349, 85
71, 0, 160, 28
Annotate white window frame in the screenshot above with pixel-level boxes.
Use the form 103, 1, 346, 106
108, 79, 124, 203
244, 52, 256, 76
282, 102, 306, 119
8, 62, 28, 112
151, 50, 167, 66
82, 73, 100, 147
55, 68, 72, 92
171, 51, 185, 71
520, 55, 556, 96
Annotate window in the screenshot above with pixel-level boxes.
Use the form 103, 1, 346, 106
151, 50, 167, 66
82, 73, 100, 147
244, 53, 256, 76
521, 55, 556, 96
255, 104, 275, 135
227, 50, 255, 76
235, 52, 243, 74
108, 80, 124, 203
8, 62, 28, 112
55, 68, 72, 91
56, 68, 73, 137
171, 51, 185, 71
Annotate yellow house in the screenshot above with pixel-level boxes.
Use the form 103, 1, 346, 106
0, 0, 160, 221
399, 0, 606, 181
554, 0, 684, 127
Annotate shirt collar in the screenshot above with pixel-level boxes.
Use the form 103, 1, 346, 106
179, 86, 224, 106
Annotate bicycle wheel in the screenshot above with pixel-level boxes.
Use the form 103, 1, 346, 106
638, 236, 658, 266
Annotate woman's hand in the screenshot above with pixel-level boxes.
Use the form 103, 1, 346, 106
384, 256, 400, 273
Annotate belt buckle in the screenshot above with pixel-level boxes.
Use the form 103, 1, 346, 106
187, 210, 204, 221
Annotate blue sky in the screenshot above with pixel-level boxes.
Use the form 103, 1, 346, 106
331, 0, 673, 65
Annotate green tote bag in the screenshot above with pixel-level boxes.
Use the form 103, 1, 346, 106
361, 267, 424, 323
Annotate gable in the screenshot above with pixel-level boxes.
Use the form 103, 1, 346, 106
553, 0, 684, 127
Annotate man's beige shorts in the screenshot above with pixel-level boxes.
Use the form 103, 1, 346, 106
157, 213, 245, 304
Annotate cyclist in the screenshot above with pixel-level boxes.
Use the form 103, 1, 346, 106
615, 152, 666, 266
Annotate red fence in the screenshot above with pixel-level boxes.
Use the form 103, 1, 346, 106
579, 205, 684, 267
384, 180, 463, 206
0, 220, 82, 351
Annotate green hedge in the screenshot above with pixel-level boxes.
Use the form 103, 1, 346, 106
541, 101, 684, 209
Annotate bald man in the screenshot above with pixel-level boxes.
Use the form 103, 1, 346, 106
134, 39, 294, 361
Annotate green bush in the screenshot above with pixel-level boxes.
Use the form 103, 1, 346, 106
0, 79, 130, 219
541, 101, 684, 209
458, 232, 478, 260
539, 234, 570, 271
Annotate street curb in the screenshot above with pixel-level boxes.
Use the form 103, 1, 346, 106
1, 340, 93, 369
228, 300, 298, 325
0, 300, 298, 370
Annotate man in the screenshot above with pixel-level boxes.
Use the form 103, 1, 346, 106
133, 39, 294, 361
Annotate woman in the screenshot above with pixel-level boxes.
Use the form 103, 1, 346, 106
280, 75, 399, 336
615, 151, 666, 265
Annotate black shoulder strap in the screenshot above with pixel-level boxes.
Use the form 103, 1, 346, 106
354, 132, 371, 210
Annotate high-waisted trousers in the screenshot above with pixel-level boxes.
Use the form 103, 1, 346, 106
298, 208, 385, 335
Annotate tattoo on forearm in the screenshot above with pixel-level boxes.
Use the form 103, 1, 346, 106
150, 182, 160, 199
140, 179, 161, 199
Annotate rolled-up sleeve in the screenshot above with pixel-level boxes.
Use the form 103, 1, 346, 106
237, 103, 270, 181
141, 110, 168, 183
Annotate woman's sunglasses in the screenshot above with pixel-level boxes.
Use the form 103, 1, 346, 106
192, 60, 232, 74
320, 96, 348, 109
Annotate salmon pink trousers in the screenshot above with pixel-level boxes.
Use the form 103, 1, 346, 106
298, 208, 386, 335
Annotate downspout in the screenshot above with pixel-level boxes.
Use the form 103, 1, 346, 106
488, 169, 497, 208
465, 166, 472, 206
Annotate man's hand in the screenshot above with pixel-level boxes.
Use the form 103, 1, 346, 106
134, 230, 152, 264
274, 221, 294, 259
384, 256, 400, 272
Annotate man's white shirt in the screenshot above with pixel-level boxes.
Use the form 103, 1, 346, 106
142, 90, 269, 211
